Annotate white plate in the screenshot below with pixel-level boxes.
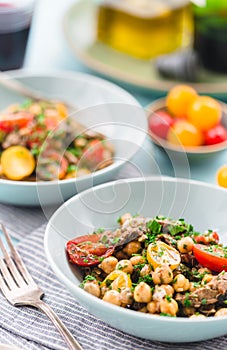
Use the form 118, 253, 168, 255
45, 176, 227, 343
63, 0, 227, 95
0, 70, 147, 207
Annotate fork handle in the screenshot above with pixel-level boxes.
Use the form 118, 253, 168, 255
32, 299, 84, 350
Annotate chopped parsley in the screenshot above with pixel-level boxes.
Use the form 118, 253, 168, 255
67, 164, 77, 173
160, 313, 175, 317
146, 219, 162, 234
166, 295, 172, 302
79, 275, 95, 288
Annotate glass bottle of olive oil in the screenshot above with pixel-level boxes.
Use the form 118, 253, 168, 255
97, 0, 192, 59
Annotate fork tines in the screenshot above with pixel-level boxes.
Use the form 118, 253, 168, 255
0, 224, 34, 291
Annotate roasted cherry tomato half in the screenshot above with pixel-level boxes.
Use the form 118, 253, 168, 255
193, 231, 219, 245
193, 243, 227, 272
66, 234, 115, 266
148, 110, 173, 139
0, 111, 34, 132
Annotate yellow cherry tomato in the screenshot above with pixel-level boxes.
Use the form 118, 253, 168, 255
166, 85, 197, 119
216, 165, 227, 188
187, 96, 222, 132
101, 270, 132, 291
1, 146, 35, 180
167, 120, 204, 147
147, 241, 180, 270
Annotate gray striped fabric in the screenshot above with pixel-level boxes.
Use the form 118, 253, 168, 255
0, 203, 47, 240
0, 224, 226, 350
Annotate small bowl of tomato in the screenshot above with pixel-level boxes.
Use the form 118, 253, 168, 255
147, 85, 227, 158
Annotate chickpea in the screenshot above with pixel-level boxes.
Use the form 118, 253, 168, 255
140, 264, 151, 277
147, 301, 160, 314
159, 297, 178, 316
190, 314, 206, 319
130, 255, 146, 266
138, 234, 148, 242
198, 267, 212, 275
116, 259, 133, 274
134, 282, 152, 303
103, 290, 121, 306
152, 286, 166, 301
100, 286, 109, 297
160, 284, 174, 297
215, 308, 227, 317
83, 280, 101, 298
172, 274, 190, 292
65, 171, 76, 179
119, 213, 132, 225
29, 103, 42, 115
189, 281, 200, 293
99, 256, 118, 274
202, 274, 214, 285
177, 236, 194, 253
152, 264, 173, 285
123, 241, 141, 257
74, 138, 87, 148
78, 168, 92, 177
120, 288, 134, 306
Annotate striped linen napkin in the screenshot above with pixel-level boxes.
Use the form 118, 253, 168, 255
0, 224, 226, 350
0, 203, 47, 240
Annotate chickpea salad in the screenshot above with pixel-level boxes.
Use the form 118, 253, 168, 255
0, 100, 114, 181
66, 213, 227, 318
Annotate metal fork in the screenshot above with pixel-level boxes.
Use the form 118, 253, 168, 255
0, 224, 83, 350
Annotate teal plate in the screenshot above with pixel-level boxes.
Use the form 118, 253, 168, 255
63, 0, 227, 95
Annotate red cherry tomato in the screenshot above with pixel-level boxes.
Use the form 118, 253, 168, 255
204, 124, 227, 145
66, 233, 115, 266
193, 244, 227, 272
0, 111, 34, 132
81, 139, 106, 169
148, 110, 173, 139
193, 231, 219, 244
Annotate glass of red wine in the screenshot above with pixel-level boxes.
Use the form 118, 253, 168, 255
0, 0, 34, 71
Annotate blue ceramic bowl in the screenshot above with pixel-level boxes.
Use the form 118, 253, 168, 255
0, 71, 147, 206
45, 176, 227, 343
